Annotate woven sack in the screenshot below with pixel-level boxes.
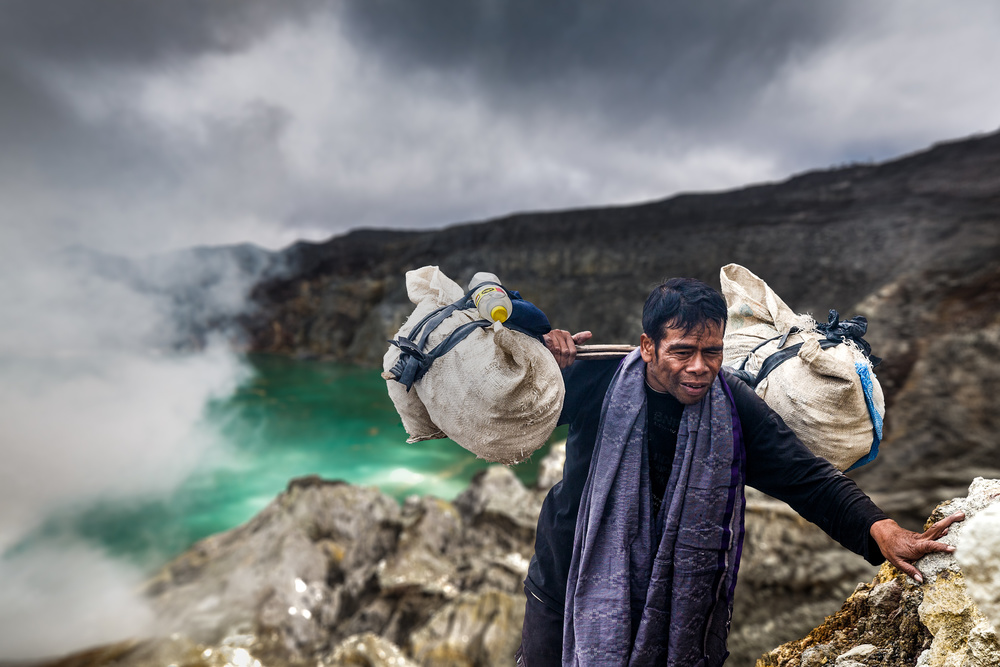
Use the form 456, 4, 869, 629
720, 263, 884, 471
382, 266, 565, 464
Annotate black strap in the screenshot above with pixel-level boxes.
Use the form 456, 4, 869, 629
735, 328, 800, 372
747, 338, 842, 388
734, 311, 880, 389
385, 287, 490, 391
404, 293, 475, 350
386, 319, 491, 390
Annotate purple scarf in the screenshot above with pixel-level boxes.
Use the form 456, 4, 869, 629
563, 350, 746, 666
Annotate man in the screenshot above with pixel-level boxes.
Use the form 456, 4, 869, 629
518, 278, 963, 666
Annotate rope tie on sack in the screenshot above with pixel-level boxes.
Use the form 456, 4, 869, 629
815, 309, 882, 367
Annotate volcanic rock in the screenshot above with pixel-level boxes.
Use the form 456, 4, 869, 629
30, 442, 902, 667
954, 502, 1000, 634
758, 477, 1000, 667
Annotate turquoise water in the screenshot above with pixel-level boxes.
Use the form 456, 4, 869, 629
19, 354, 563, 571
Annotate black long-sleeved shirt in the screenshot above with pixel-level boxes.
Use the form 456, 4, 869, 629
524, 357, 888, 613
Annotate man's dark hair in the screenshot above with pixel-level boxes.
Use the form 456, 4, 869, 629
642, 278, 728, 347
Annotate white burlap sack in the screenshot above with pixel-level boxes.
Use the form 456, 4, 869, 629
720, 263, 884, 471
382, 266, 565, 464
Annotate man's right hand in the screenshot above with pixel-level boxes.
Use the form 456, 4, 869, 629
543, 329, 592, 369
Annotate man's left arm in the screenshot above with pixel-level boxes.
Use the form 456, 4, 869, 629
727, 371, 965, 579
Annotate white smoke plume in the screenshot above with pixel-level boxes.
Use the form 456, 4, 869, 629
0, 246, 259, 659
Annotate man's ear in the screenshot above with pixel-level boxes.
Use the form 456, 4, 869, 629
639, 333, 656, 363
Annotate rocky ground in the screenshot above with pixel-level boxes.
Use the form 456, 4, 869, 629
27, 442, 920, 667
25, 452, 1000, 667
759, 477, 1000, 667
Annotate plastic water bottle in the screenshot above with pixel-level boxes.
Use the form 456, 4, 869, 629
468, 272, 513, 323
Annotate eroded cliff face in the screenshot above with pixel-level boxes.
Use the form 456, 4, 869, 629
239, 129, 1000, 530
242, 130, 1000, 367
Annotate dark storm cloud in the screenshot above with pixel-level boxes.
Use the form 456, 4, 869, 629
0, 0, 313, 254
337, 0, 849, 127
0, 0, 316, 167
0, 56, 285, 254
0, 59, 143, 188
1, 0, 997, 252
0, 0, 847, 135
0, 0, 322, 66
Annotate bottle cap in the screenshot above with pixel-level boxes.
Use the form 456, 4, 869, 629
490, 305, 509, 323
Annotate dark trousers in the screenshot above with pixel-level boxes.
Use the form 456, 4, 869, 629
516, 587, 564, 666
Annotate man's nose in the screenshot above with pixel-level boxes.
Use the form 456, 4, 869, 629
687, 353, 708, 374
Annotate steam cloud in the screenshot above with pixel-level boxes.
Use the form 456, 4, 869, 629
0, 247, 256, 659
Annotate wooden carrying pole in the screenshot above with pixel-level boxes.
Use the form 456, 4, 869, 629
574, 344, 635, 360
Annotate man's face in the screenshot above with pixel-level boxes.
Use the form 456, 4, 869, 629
639, 321, 725, 405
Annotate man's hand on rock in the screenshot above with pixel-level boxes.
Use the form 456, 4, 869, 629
870, 512, 966, 583
543, 330, 592, 369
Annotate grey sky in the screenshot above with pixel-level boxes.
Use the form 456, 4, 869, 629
1, 0, 999, 256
